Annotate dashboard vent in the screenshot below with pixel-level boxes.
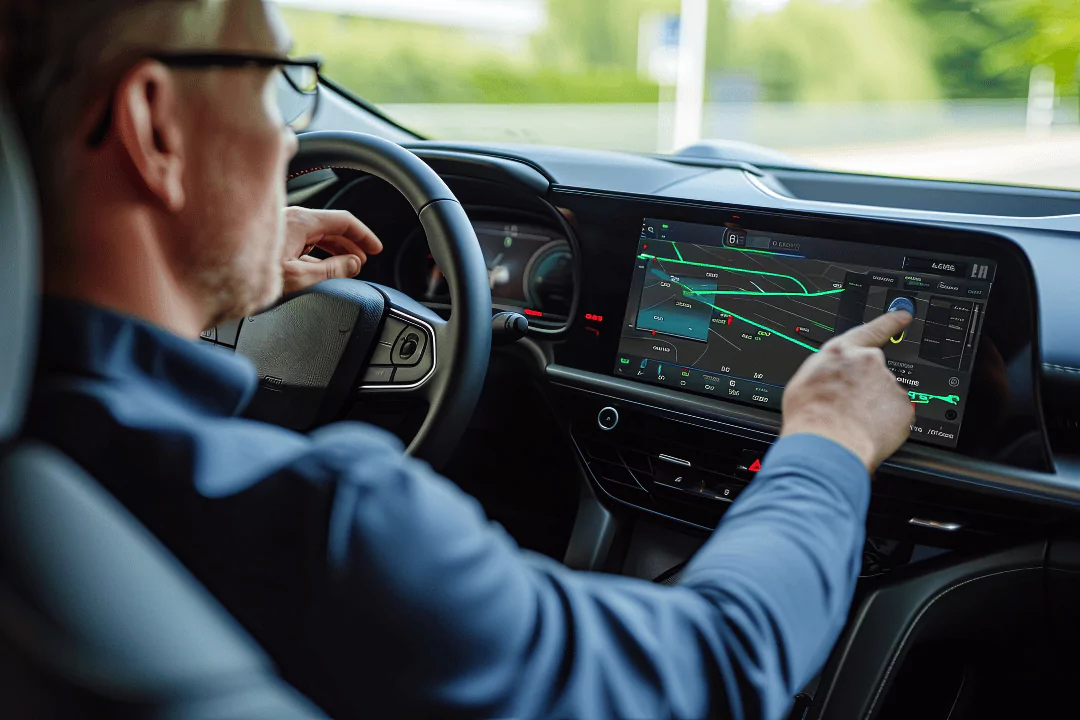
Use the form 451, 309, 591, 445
1047, 409, 1080, 454
869, 473, 1060, 545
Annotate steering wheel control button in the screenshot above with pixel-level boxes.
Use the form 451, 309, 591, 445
361, 366, 395, 385
597, 406, 619, 431
199, 327, 217, 343
370, 341, 395, 366
216, 318, 242, 348
392, 328, 427, 366
392, 354, 434, 385
381, 317, 409, 340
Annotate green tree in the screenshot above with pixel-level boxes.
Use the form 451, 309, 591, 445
910, 0, 1080, 98
731, 0, 939, 102
982, 0, 1080, 91
705, 0, 732, 78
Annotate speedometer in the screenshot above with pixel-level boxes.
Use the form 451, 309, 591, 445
397, 219, 575, 326
524, 240, 573, 319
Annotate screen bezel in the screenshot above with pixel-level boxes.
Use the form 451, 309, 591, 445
549, 189, 1049, 469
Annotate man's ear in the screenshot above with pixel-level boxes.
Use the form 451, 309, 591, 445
112, 60, 186, 213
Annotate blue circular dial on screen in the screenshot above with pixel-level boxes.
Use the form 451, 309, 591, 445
888, 296, 916, 316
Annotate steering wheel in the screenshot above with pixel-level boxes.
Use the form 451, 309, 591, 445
234, 131, 492, 469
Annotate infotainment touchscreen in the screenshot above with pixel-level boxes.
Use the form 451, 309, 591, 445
614, 218, 997, 449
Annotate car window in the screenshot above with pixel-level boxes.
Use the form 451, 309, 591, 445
279, 0, 1080, 191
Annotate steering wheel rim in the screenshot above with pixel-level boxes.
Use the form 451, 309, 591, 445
275, 131, 491, 467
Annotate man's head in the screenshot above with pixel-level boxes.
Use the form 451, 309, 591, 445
3, 0, 300, 333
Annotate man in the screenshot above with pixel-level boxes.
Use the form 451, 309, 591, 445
5, 1, 915, 718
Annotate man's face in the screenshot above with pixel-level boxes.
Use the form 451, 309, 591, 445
170, 5, 299, 322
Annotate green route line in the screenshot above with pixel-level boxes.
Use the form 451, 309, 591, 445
640, 253, 809, 293
700, 299, 821, 353
808, 319, 835, 332
641, 252, 842, 353
667, 278, 821, 353
672, 242, 683, 261
908, 391, 961, 406
683, 288, 845, 299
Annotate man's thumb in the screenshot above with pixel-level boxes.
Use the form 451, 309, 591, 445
322, 254, 363, 279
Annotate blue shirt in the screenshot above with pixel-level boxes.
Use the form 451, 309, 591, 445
27, 298, 870, 720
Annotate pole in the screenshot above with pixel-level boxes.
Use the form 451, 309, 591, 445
673, 0, 708, 150
1026, 65, 1055, 135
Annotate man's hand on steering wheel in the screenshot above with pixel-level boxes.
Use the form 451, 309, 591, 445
282, 207, 384, 295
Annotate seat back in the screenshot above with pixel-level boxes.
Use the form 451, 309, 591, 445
0, 95, 324, 719
0, 86, 37, 440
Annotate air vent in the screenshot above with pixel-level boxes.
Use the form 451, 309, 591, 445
1047, 410, 1080, 454
869, 473, 1061, 545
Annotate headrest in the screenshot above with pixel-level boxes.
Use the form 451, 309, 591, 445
0, 95, 41, 441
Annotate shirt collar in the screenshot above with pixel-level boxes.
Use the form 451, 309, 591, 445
37, 296, 258, 417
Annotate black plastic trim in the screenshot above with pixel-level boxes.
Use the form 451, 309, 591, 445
546, 364, 1080, 510
562, 486, 622, 571
411, 149, 550, 195
316, 75, 423, 140
406, 143, 558, 184
568, 433, 718, 535
814, 542, 1046, 720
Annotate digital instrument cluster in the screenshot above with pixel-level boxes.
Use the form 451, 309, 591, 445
397, 220, 574, 326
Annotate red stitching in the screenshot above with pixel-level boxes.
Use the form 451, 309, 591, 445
287, 166, 331, 180
288, 165, 373, 181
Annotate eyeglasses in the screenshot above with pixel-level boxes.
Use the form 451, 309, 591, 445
87, 52, 322, 146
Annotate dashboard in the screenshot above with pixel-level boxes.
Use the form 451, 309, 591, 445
276, 97, 1080, 719
290, 132, 1080, 540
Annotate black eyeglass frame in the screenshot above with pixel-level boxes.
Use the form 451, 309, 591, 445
87, 51, 322, 146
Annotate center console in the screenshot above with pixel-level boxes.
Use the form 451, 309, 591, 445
543, 189, 1051, 536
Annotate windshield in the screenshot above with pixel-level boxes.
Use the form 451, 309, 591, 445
280, 0, 1080, 191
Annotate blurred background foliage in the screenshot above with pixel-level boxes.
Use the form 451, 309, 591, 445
282, 0, 1080, 105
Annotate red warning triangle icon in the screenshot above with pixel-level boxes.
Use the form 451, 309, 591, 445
748, 459, 762, 473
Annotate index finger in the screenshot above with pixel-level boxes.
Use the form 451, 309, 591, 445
311, 209, 384, 257
837, 310, 913, 348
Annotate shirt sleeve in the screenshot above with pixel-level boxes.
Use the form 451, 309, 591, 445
310, 427, 869, 720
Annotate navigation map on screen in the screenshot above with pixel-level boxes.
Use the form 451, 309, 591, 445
615, 218, 997, 449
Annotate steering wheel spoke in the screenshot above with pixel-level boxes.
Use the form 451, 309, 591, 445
357, 288, 445, 402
